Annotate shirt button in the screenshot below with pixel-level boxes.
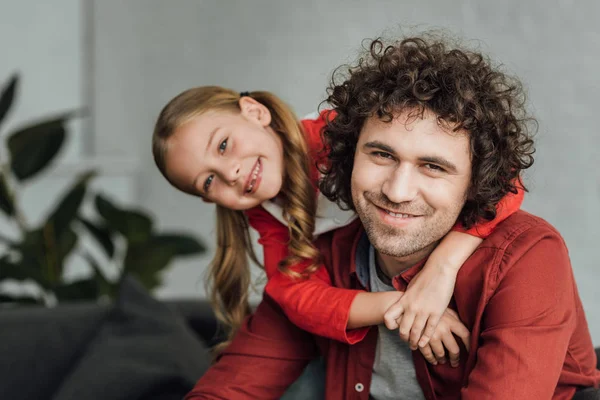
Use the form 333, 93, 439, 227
354, 383, 364, 392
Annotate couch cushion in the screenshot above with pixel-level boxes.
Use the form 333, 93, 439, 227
52, 276, 211, 400
0, 301, 109, 400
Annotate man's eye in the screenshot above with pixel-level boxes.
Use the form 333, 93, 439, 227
373, 151, 394, 160
203, 175, 214, 192
218, 139, 228, 153
425, 163, 444, 172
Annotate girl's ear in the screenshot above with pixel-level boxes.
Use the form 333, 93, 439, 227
239, 96, 272, 127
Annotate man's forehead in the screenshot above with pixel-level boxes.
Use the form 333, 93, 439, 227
361, 111, 469, 141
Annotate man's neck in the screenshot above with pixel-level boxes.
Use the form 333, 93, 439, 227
375, 241, 438, 279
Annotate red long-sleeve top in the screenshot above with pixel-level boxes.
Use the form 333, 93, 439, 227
245, 110, 525, 344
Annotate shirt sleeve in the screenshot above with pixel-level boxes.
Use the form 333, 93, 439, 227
453, 182, 525, 238
461, 228, 578, 399
184, 296, 318, 400
246, 206, 369, 344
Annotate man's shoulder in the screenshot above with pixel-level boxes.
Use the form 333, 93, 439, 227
456, 211, 573, 308
473, 210, 570, 282
480, 210, 565, 250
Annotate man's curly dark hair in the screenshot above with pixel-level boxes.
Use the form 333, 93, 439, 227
319, 33, 536, 229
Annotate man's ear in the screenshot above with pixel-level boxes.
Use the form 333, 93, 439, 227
239, 96, 272, 127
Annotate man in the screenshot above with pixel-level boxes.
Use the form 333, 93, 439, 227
186, 34, 600, 399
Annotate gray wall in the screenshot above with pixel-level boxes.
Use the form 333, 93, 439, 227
91, 0, 599, 342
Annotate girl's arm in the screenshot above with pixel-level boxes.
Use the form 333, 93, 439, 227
246, 205, 370, 344
384, 186, 525, 349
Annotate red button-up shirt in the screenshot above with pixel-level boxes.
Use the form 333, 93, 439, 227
187, 210, 599, 400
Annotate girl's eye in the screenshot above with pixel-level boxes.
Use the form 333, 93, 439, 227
203, 175, 214, 192
218, 138, 228, 153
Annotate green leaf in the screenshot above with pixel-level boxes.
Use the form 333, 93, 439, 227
54, 278, 100, 302
14, 226, 78, 287
117, 233, 204, 292
151, 233, 205, 256
55, 227, 78, 266
7, 115, 70, 181
95, 194, 153, 244
0, 251, 48, 288
0, 173, 15, 216
121, 241, 174, 291
0, 255, 28, 281
81, 252, 116, 298
128, 271, 162, 292
78, 217, 115, 258
0, 293, 42, 305
124, 241, 173, 274
46, 171, 96, 237
0, 74, 18, 128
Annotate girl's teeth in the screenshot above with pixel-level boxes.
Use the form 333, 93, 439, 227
246, 159, 261, 193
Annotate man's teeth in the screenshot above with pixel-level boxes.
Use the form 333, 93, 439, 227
385, 210, 412, 218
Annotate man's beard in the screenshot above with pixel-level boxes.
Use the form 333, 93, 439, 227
353, 191, 458, 259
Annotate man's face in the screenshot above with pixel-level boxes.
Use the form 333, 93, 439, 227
351, 110, 472, 265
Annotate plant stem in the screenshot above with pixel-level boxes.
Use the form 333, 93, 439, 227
0, 164, 28, 234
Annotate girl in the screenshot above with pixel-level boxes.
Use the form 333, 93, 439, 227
152, 87, 523, 357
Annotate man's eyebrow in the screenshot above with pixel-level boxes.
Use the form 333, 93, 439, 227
419, 156, 458, 173
363, 141, 396, 154
364, 141, 459, 173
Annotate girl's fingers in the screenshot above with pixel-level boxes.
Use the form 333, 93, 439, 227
383, 303, 404, 330
398, 311, 416, 343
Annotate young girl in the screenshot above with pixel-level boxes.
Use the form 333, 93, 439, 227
152, 86, 523, 357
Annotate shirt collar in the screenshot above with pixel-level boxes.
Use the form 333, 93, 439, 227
353, 231, 427, 290
354, 232, 371, 288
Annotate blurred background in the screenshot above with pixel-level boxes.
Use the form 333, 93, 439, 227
0, 0, 598, 345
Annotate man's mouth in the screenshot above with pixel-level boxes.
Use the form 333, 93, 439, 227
244, 158, 262, 194
381, 208, 419, 218
374, 204, 423, 226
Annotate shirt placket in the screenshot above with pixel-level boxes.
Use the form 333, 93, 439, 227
346, 327, 378, 399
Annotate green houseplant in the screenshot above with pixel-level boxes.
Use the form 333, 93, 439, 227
0, 74, 205, 304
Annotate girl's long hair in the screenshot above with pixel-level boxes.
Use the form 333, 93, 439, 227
152, 87, 319, 350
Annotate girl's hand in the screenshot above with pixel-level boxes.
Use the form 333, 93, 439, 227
417, 308, 470, 368
383, 264, 457, 350
383, 231, 481, 349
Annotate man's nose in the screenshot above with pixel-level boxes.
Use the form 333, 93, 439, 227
381, 165, 418, 204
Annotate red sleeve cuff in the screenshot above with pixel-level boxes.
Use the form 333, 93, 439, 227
266, 275, 369, 344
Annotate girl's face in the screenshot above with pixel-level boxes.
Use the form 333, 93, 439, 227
164, 98, 285, 210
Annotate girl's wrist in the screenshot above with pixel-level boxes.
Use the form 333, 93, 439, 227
380, 291, 404, 315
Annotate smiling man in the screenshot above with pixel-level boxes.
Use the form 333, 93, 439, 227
351, 114, 472, 273
186, 34, 600, 399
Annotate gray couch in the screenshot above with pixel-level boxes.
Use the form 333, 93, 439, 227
1, 277, 596, 399
0, 277, 322, 400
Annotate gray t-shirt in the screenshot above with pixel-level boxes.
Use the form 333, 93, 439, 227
367, 245, 425, 400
